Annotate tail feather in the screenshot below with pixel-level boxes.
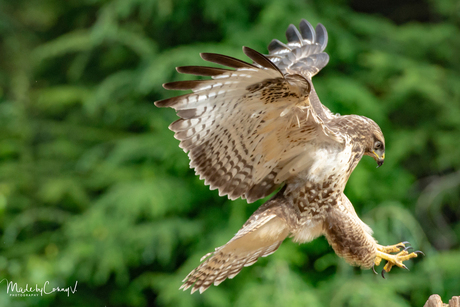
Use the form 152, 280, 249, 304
180, 240, 284, 294
180, 205, 290, 294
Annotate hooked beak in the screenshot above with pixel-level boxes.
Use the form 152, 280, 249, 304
373, 151, 385, 168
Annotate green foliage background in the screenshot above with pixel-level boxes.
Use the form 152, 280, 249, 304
1, 0, 459, 306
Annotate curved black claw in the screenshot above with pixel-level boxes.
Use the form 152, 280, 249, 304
403, 246, 414, 252
396, 241, 411, 249
414, 250, 425, 256
372, 265, 378, 275
381, 269, 386, 279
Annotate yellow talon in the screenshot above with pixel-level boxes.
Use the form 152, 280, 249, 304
377, 242, 407, 254
374, 242, 423, 278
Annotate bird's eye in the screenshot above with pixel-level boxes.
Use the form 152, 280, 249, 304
374, 141, 383, 149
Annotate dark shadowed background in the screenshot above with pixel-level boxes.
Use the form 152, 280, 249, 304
0, 0, 459, 306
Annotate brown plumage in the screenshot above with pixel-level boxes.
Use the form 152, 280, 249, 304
155, 19, 421, 294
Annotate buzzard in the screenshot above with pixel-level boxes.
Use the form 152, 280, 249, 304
155, 19, 422, 294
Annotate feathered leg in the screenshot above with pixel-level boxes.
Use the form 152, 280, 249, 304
324, 194, 422, 275
324, 198, 377, 268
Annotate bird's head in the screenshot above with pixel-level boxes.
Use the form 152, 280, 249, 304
363, 120, 385, 168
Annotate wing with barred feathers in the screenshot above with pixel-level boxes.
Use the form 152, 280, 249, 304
267, 19, 329, 78
155, 23, 342, 203
267, 19, 335, 121
155, 46, 342, 202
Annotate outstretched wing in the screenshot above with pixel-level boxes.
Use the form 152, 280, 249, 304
267, 19, 334, 121
156, 27, 342, 202
267, 19, 329, 78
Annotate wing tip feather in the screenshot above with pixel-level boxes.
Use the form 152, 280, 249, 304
242, 46, 283, 75
154, 95, 170, 107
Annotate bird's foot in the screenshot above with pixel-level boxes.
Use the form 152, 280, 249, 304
373, 242, 424, 278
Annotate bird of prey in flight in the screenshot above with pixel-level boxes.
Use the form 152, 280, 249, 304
155, 19, 422, 294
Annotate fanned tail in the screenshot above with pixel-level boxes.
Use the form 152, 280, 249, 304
180, 240, 283, 294
180, 198, 291, 293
